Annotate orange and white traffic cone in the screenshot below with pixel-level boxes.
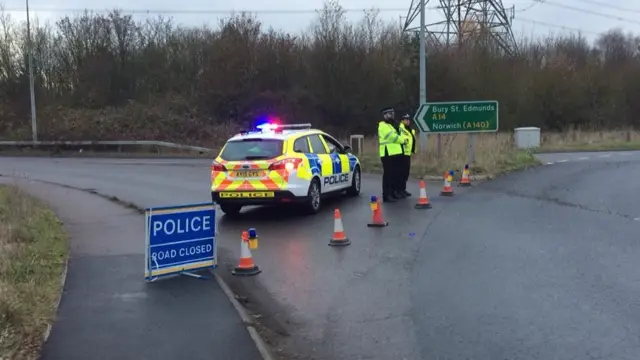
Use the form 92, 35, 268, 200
329, 209, 351, 246
232, 231, 261, 276
440, 170, 454, 196
459, 164, 471, 187
415, 181, 432, 209
367, 195, 389, 227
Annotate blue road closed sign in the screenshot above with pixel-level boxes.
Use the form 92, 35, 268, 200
145, 203, 216, 280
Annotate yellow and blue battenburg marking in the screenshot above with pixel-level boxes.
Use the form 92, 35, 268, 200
347, 154, 358, 172
329, 153, 342, 174
305, 153, 322, 175
331, 153, 350, 174
304, 153, 357, 178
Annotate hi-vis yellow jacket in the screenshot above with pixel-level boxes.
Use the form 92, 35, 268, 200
399, 123, 417, 156
378, 120, 406, 157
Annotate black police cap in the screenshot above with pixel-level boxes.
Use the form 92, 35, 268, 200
400, 114, 411, 120
381, 107, 394, 114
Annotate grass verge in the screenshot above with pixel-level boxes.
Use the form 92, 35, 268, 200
358, 132, 540, 178
538, 129, 640, 152
358, 129, 640, 178
0, 185, 69, 360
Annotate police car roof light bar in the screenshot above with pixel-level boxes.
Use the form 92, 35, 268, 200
246, 123, 312, 134
276, 123, 312, 130
256, 123, 279, 131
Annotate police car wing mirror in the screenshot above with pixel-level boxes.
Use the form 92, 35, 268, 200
342, 145, 352, 153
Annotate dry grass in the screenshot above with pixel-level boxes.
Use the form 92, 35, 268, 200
0, 185, 68, 360
357, 132, 538, 177
539, 129, 640, 152
356, 129, 640, 178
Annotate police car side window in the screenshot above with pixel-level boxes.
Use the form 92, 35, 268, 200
293, 137, 310, 153
308, 135, 328, 154
321, 135, 343, 154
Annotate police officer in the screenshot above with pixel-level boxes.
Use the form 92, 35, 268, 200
398, 113, 417, 197
378, 107, 408, 202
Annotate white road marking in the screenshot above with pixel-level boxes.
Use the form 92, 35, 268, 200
538, 151, 640, 167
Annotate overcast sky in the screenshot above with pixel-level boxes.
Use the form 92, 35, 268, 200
2, 0, 640, 44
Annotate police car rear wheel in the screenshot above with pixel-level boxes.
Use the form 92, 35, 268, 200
305, 178, 321, 214
346, 166, 361, 196
219, 203, 242, 216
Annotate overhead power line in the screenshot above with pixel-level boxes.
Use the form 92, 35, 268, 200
516, 17, 599, 35
0, 5, 617, 37
2, 7, 423, 14
0, 4, 546, 15
516, 2, 539, 13
574, 0, 640, 14
534, 0, 640, 25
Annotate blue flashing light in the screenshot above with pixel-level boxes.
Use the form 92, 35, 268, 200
370, 195, 377, 202
464, 164, 469, 169
255, 115, 282, 132
256, 123, 279, 131
248, 228, 257, 238
449, 170, 455, 176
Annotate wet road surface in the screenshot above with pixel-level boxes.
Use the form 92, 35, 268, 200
2, 152, 640, 360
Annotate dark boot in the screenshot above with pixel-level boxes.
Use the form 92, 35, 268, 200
394, 190, 407, 199
383, 194, 397, 203
403, 190, 412, 197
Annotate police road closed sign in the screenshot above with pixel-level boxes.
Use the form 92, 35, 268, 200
144, 203, 216, 280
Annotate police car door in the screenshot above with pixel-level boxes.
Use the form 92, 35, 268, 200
307, 134, 334, 192
320, 134, 351, 190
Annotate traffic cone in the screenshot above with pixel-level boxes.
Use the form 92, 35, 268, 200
329, 209, 351, 246
459, 164, 471, 187
414, 181, 432, 209
440, 170, 454, 196
232, 231, 261, 276
367, 195, 389, 227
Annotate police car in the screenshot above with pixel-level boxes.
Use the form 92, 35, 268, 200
210, 122, 361, 215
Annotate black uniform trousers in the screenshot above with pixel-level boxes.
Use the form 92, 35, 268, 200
381, 154, 403, 198
399, 155, 411, 191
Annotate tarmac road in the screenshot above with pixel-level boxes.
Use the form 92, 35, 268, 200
1, 151, 640, 360
410, 150, 640, 360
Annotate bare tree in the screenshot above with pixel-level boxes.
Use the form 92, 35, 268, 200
0, 1, 638, 143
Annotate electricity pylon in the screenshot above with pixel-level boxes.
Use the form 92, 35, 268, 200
403, 0, 518, 55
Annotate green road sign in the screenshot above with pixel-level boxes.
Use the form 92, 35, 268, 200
413, 100, 499, 133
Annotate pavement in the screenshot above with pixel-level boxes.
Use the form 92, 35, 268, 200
0, 178, 261, 360
1, 150, 640, 360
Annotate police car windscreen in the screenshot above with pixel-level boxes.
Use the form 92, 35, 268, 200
220, 139, 284, 161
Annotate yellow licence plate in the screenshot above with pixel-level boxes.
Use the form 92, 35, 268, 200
232, 171, 261, 177
219, 192, 275, 198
